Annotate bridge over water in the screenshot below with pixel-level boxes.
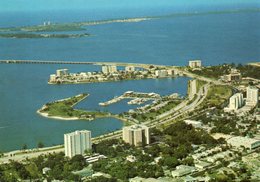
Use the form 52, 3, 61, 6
0, 59, 161, 69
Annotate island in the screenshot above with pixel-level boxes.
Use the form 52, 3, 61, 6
0, 18, 151, 33
0, 8, 259, 34
0, 33, 90, 39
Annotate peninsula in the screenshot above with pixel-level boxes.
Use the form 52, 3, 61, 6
37, 93, 109, 121
0, 8, 258, 37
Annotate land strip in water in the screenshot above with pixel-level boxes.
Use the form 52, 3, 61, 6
0, 33, 90, 39
37, 93, 110, 121
0, 8, 259, 39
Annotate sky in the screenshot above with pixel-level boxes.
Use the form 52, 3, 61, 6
1, 0, 259, 12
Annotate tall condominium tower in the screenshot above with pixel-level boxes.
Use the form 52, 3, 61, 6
123, 125, 150, 146
64, 130, 92, 158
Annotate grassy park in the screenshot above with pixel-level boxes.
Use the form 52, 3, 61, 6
39, 94, 109, 120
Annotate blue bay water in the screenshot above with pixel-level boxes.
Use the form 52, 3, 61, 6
0, 63, 189, 151
0, 8, 259, 151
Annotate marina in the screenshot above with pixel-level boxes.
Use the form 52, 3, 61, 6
99, 91, 161, 106
0, 7, 259, 152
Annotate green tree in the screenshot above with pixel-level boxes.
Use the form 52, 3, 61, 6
37, 141, 44, 148
70, 155, 87, 170
161, 156, 179, 169
22, 144, 28, 150
26, 163, 41, 179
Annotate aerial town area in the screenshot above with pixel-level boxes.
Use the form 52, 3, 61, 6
48, 64, 177, 84
0, 60, 259, 182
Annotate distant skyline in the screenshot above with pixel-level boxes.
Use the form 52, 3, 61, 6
1, 0, 259, 12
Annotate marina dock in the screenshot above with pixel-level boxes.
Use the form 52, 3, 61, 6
99, 91, 161, 106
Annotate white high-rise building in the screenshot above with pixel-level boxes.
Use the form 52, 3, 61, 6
229, 93, 244, 110
109, 65, 117, 73
189, 60, 202, 68
64, 130, 92, 158
101, 65, 117, 74
246, 86, 259, 106
56, 69, 68, 77
189, 79, 197, 99
102, 65, 109, 74
123, 125, 150, 146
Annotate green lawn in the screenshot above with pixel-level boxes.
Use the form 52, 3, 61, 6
133, 100, 182, 122
203, 85, 233, 108
41, 94, 108, 119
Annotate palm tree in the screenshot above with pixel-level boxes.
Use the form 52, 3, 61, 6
22, 144, 28, 150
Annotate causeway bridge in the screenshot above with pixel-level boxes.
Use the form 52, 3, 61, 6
0, 59, 164, 69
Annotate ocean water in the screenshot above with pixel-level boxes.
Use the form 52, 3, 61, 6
0, 8, 259, 151
0, 64, 189, 151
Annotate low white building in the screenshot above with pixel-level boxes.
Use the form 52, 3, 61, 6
155, 70, 168, 78
125, 66, 135, 72
167, 69, 175, 76
42, 167, 51, 175
227, 136, 260, 150
222, 69, 241, 82
85, 154, 107, 163
172, 165, 196, 178
184, 120, 202, 128
49, 74, 56, 82
195, 161, 211, 170
126, 155, 136, 162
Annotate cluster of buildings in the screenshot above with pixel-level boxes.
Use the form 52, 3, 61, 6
154, 69, 175, 78
227, 136, 260, 150
102, 65, 137, 74
221, 68, 242, 82
43, 21, 51, 26
224, 86, 259, 113
49, 69, 69, 83
101, 65, 118, 74
64, 124, 150, 158
166, 135, 258, 179
48, 65, 180, 84
49, 66, 138, 84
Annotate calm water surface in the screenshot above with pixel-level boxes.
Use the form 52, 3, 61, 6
0, 9, 259, 151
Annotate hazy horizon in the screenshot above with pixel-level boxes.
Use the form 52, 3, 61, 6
1, 0, 259, 13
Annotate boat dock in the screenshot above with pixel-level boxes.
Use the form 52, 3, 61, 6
99, 91, 161, 106
99, 96, 125, 106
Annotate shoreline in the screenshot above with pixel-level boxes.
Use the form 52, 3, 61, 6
37, 109, 125, 122
48, 76, 180, 85
37, 93, 129, 123
37, 110, 80, 121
